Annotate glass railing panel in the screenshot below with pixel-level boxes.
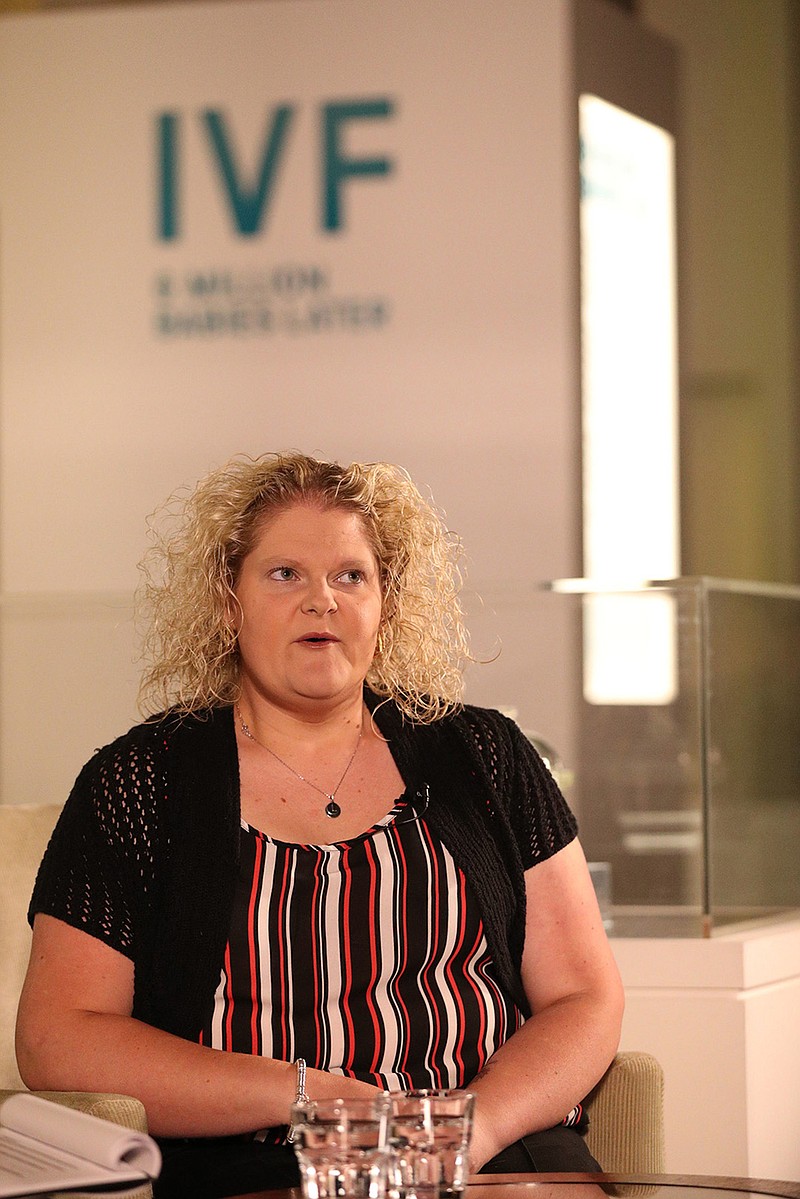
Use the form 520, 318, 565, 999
704, 580, 800, 929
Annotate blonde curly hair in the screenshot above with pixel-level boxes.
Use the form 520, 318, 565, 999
137, 452, 470, 723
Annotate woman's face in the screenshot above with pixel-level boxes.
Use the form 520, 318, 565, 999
233, 502, 383, 717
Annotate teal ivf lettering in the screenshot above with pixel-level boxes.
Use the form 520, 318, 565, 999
156, 99, 395, 240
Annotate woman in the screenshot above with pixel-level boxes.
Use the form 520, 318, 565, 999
16, 452, 623, 1197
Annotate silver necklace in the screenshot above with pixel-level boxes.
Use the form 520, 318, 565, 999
236, 706, 362, 818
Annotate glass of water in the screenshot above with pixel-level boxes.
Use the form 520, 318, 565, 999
387, 1089, 475, 1198
290, 1094, 392, 1199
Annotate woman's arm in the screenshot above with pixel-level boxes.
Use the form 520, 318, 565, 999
465, 837, 625, 1170
16, 913, 379, 1138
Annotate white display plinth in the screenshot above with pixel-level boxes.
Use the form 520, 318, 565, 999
612, 917, 800, 1181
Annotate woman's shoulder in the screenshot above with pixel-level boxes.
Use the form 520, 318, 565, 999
394, 701, 529, 788
56, 707, 237, 861
433, 703, 560, 793
78, 706, 233, 778
368, 689, 521, 752
432, 700, 523, 748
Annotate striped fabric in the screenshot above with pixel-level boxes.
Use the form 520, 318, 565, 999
201, 797, 525, 1090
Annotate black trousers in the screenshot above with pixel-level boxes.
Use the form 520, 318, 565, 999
154, 1128, 601, 1199
479, 1128, 600, 1173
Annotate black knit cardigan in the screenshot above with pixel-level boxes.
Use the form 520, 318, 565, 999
30, 693, 577, 1039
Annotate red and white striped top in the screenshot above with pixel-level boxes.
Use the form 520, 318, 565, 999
200, 797, 525, 1090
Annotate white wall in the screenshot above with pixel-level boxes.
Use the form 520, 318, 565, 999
0, 0, 581, 804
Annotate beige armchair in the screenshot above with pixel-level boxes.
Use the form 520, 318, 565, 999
2, 803, 68, 1093
2, 801, 664, 1182
0, 802, 151, 1195
585, 1049, 665, 1173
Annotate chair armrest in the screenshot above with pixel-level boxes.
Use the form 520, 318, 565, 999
583, 1050, 665, 1174
25, 1089, 149, 1131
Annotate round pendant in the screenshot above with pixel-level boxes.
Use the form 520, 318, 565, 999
325, 800, 341, 819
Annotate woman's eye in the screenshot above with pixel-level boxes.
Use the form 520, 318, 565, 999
340, 569, 364, 584
270, 566, 296, 581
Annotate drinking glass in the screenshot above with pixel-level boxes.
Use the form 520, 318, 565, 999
290, 1095, 392, 1199
387, 1089, 475, 1198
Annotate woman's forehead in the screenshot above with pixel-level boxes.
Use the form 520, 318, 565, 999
248, 500, 377, 555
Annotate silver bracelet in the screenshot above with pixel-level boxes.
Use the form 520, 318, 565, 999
285, 1058, 309, 1144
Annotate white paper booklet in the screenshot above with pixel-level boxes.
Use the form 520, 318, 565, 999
0, 1093, 161, 1197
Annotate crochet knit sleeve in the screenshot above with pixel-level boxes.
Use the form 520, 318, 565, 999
28, 728, 164, 959
464, 707, 578, 872
507, 718, 578, 870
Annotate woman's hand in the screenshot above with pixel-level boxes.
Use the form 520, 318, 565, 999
464, 838, 624, 1160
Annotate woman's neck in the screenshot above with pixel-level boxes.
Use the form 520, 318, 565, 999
235, 688, 366, 751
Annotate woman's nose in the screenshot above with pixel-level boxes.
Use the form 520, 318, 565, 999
301, 579, 337, 614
